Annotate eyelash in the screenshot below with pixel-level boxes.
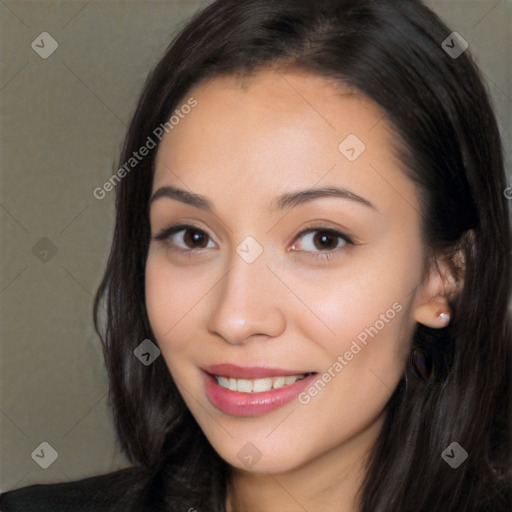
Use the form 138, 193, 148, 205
153, 223, 354, 262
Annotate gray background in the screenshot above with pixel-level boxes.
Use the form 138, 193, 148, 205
1, 0, 511, 492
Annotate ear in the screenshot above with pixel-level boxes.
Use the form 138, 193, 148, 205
413, 247, 465, 329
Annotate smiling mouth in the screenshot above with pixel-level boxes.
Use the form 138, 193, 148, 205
213, 372, 316, 393
203, 367, 319, 416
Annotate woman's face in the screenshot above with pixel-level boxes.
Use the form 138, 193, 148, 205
146, 68, 426, 474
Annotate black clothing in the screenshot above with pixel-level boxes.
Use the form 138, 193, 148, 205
0, 467, 144, 512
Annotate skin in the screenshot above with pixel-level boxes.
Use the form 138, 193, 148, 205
145, 67, 457, 512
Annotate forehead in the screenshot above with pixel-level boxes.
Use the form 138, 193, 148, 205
152, 67, 418, 216
156, 67, 388, 153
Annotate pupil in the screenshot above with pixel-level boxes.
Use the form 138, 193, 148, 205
185, 229, 207, 248
315, 231, 336, 250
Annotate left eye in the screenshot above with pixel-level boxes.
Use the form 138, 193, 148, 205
292, 228, 352, 254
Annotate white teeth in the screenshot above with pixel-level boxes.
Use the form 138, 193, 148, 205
252, 377, 272, 392
215, 374, 308, 393
217, 376, 230, 388
236, 379, 252, 393
284, 376, 298, 385
273, 376, 286, 389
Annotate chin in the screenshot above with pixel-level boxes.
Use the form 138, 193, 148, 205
224, 448, 311, 475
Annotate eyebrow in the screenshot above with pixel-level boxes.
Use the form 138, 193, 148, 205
149, 185, 377, 212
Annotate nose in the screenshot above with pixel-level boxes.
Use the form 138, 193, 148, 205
207, 247, 287, 345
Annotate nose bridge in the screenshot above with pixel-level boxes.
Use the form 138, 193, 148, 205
208, 240, 286, 343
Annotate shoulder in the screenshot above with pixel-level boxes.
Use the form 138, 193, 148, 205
0, 466, 149, 512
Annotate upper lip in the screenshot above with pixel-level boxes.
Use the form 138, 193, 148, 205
203, 364, 315, 379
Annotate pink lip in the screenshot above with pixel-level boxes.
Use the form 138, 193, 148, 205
203, 363, 312, 379
202, 369, 317, 417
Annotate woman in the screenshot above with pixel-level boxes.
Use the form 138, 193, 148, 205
1, 0, 510, 510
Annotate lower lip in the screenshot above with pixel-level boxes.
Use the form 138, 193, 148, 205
203, 371, 317, 416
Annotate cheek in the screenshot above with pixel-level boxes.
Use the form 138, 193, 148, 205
145, 253, 174, 341
291, 277, 414, 455
145, 251, 206, 353
283, 237, 422, 414
145, 253, 207, 400
286, 244, 421, 357
296, 289, 410, 414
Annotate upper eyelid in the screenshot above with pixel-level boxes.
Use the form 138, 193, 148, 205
296, 227, 353, 242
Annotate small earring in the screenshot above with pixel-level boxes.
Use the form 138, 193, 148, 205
438, 311, 450, 326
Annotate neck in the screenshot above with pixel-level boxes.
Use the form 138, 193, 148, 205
226, 413, 384, 512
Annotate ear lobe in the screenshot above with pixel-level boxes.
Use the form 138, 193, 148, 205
413, 248, 465, 329
413, 296, 451, 328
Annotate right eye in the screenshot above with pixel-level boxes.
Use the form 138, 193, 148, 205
154, 223, 216, 252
